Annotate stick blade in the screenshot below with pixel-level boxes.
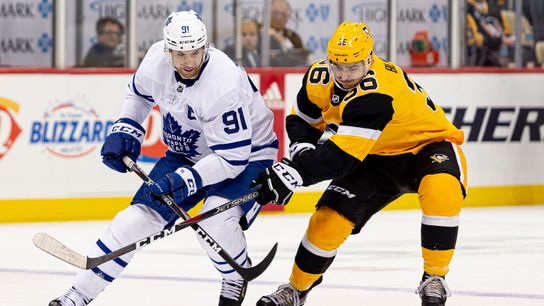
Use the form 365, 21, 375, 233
33, 233, 88, 269
241, 242, 278, 282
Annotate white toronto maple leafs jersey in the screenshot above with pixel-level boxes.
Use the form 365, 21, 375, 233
120, 42, 278, 186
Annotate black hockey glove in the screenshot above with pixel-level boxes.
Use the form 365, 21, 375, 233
250, 158, 303, 205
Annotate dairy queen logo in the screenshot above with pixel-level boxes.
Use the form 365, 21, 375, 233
30, 98, 113, 158
140, 105, 168, 163
0, 97, 22, 161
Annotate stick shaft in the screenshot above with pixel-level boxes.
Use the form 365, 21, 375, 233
122, 156, 276, 281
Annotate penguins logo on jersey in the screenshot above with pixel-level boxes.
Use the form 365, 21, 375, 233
430, 153, 449, 164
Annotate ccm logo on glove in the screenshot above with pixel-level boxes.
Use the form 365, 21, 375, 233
111, 122, 145, 142
273, 163, 300, 189
177, 167, 199, 196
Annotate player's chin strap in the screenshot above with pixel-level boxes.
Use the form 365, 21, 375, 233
122, 156, 277, 281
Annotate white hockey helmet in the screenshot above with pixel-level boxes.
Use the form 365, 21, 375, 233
163, 10, 208, 52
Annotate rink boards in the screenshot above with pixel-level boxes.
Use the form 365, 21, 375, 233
0, 68, 543, 222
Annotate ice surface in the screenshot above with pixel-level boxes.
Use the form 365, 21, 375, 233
1, 205, 543, 305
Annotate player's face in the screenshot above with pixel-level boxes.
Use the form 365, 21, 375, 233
330, 61, 366, 89
169, 47, 206, 79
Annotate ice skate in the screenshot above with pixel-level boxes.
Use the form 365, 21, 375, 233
257, 283, 310, 306
49, 286, 92, 306
257, 276, 321, 306
218, 277, 248, 306
416, 272, 451, 306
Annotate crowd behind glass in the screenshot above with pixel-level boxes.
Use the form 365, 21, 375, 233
0, 0, 542, 68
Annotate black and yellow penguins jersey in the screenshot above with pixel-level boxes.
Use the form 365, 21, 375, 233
288, 57, 465, 185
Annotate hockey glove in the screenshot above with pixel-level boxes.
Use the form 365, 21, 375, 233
250, 158, 303, 205
289, 142, 316, 163
101, 118, 145, 173
149, 166, 202, 205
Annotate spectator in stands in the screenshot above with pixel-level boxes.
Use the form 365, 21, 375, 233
489, 0, 536, 66
487, 0, 516, 66
523, 0, 544, 66
224, 19, 262, 67
523, 0, 544, 42
82, 17, 125, 67
268, 0, 309, 67
466, 0, 504, 66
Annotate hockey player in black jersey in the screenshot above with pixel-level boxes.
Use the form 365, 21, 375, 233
252, 22, 467, 306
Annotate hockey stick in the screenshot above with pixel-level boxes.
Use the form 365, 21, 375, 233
33, 191, 259, 270
122, 156, 277, 281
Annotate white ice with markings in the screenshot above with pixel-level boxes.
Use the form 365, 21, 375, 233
1, 205, 543, 306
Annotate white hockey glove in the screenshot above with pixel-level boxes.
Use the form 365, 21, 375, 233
289, 142, 315, 163
250, 158, 303, 205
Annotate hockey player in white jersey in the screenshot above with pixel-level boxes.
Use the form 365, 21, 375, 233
49, 10, 278, 306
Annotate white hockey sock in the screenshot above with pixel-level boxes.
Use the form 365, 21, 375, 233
196, 196, 249, 280
73, 204, 168, 299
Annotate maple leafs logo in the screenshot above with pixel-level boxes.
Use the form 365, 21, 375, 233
162, 113, 201, 158
164, 113, 179, 133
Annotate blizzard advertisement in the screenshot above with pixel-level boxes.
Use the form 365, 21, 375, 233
29, 98, 113, 158
0, 74, 140, 200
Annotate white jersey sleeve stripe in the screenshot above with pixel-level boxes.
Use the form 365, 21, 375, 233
337, 125, 381, 140
131, 74, 155, 102
209, 139, 251, 151
294, 99, 323, 124
219, 156, 249, 166
250, 138, 279, 152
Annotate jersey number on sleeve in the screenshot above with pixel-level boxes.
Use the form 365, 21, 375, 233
402, 71, 437, 112
223, 107, 248, 134
308, 67, 330, 84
